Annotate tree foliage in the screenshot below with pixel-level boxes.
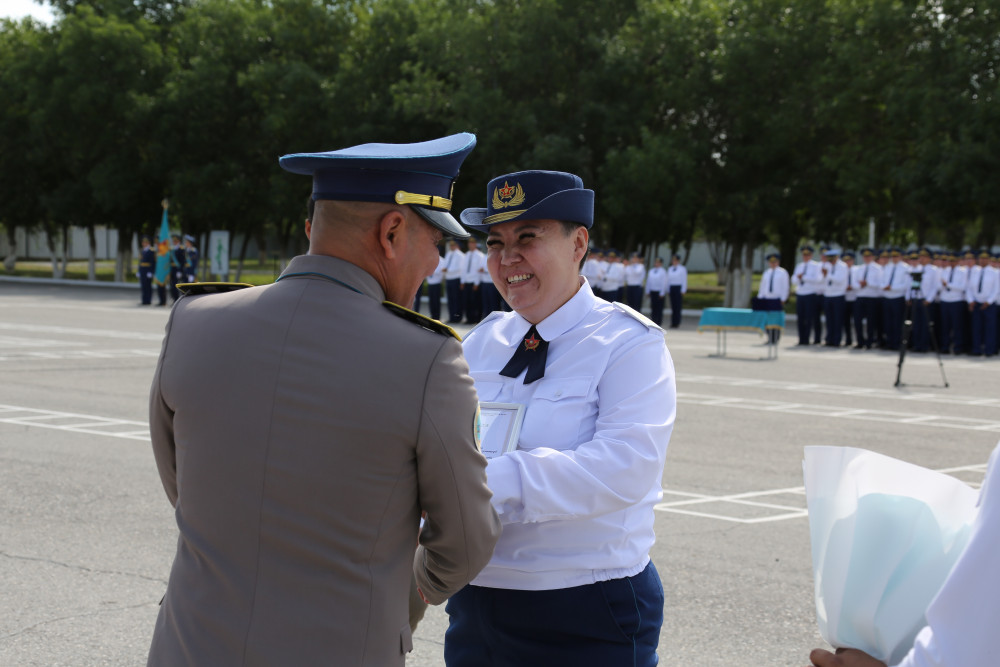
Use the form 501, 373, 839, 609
1, 0, 997, 296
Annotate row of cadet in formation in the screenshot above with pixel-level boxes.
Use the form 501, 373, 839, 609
756, 245, 1000, 357
136, 233, 200, 306
414, 242, 690, 328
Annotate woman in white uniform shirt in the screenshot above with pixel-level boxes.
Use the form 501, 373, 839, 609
446, 170, 676, 667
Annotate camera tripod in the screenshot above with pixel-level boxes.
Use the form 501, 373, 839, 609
895, 294, 949, 388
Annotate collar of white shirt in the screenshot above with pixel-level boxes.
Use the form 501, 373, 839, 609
499, 276, 596, 345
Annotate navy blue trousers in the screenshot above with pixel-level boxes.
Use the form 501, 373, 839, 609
445, 278, 463, 323
481, 281, 503, 316
626, 285, 644, 312
824, 295, 846, 346
857, 297, 878, 348
970, 303, 998, 356
445, 562, 664, 667
427, 282, 442, 321
668, 286, 683, 327
910, 300, 931, 352
882, 297, 905, 350
463, 283, 482, 323
649, 292, 665, 326
140, 274, 153, 304
940, 300, 965, 354
796, 293, 818, 344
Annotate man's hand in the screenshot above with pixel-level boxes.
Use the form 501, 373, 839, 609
808, 648, 887, 667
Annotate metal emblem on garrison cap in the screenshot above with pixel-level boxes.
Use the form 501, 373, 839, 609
492, 181, 526, 210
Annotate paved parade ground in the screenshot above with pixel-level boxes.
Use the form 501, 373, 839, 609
2, 281, 997, 666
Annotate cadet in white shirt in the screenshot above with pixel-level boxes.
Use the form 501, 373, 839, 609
856, 248, 884, 349
967, 250, 999, 356
938, 251, 968, 354
822, 248, 849, 347
809, 440, 1000, 667
880, 248, 911, 351
601, 250, 626, 301
581, 248, 604, 293
461, 237, 486, 323
842, 251, 859, 347
666, 254, 688, 328
625, 252, 647, 312
443, 239, 466, 323
449, 169, 676, 667
756, 252, 789, 345
906, 248, 940, 352
793, 246, 824, 345
645, 256, 668, 326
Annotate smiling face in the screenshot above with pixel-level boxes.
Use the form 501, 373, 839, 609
485, 219, 588, 324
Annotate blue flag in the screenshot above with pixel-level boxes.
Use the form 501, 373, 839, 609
155, 207, 171, 284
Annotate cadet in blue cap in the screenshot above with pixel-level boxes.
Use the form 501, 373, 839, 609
146, 134, 501, 667
137, 236, 156, 305
756, 251, 789, 345
822, 248, 848, 346
793, 245, 823, 345
183, 234, 199, 283
968, 249, 999, 356
446, 170, 676, 667
880, 247, 911, 350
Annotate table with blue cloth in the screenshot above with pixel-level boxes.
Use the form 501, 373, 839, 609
696, 307, 786, 359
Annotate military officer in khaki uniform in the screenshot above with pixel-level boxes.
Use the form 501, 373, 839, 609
147, 133, 501, 667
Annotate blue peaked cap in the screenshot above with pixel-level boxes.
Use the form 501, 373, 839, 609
279, 133, 476, 239
460, 170, 594, 230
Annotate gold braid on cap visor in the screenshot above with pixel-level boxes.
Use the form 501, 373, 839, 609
482, 209, 526, 225
394, 190, 452, 211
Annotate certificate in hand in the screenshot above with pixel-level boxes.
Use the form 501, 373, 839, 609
478, 402, 525, 459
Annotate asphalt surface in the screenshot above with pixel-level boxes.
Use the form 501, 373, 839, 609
2, 281, 997, 666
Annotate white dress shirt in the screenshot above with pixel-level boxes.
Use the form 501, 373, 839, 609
892, 442, 1000, 667
966, 265, 999, 304
443, 249, 465, 280
846, 265, 860, 302
667, 265, 688, 293
645, 267, 667, 295
601, 262, 626, 293
793, 260, 824, 295
857, 261, 884, 299
881, 261, 912, 298
625, 263, 646, 287
582, 257, 603, 287
938, 265, 967, 303
758, 266, 790, 302
907, 264, 940, 302
824, 260, 849, 298
426, 256, 446, 285
462, 279, 676, 591
462, 249, 486, 284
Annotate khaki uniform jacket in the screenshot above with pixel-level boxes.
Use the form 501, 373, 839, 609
148, 254, 500, 667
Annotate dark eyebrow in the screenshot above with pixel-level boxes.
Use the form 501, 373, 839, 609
488, 223, 543, 238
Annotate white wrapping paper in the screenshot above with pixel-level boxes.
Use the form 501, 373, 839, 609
803, 446, 978, 665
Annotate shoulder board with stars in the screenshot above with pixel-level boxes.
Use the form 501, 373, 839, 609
383, 301, 461, 341
612, 301, 662, 331
177, 282, 254, 296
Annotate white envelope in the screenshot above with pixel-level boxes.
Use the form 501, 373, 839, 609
803, 446, 979, 665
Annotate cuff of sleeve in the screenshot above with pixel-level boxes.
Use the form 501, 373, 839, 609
486, 455, 522, 520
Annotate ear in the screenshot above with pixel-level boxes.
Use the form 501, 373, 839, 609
304, 218, 312, 240
377, 209, 407, 259
572, 227, 589, 263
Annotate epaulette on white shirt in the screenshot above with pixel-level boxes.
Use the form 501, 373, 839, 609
612, 301, 663, 332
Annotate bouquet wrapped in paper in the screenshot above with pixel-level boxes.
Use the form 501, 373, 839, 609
803, 446, 979, 665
